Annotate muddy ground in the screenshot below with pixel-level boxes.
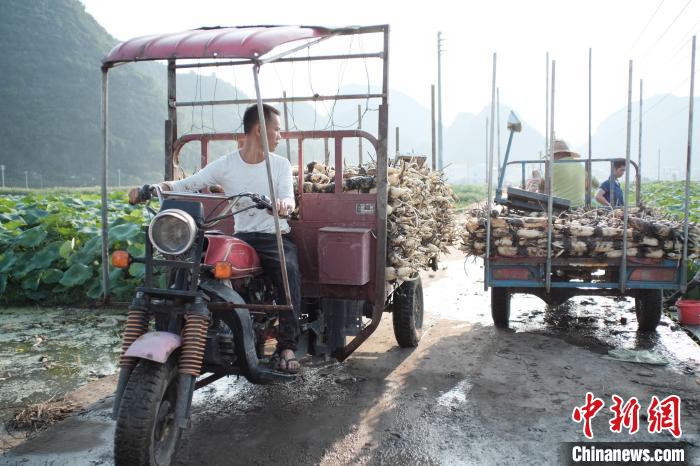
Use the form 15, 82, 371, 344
2, 250, 699, 465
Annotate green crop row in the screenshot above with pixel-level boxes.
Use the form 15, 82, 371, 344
0, 192, 153, 305
640, 181, 700, 223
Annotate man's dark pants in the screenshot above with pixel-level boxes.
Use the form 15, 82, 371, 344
233, 232, 301, 352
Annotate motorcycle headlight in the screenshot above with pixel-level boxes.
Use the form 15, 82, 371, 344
148, 209, 197, 255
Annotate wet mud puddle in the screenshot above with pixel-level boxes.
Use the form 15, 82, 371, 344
425, 256, 699, 374
0, 307, 124, 424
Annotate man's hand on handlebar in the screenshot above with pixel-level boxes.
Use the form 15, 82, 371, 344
128, 183, 170, 205
271, 198, 293, 218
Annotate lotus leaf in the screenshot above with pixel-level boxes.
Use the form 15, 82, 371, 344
59, 263, 93, 287
109, 223, 141, 243
40, 268, 64, 284
29, 242, 62, 269
0, 251, 17, 273
21, 271, 41, 290
17, 226, 48, 248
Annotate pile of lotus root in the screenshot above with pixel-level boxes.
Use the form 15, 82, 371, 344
460, 205, 700, 260
292, 160, 457, 281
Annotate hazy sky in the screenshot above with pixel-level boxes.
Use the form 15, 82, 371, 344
81, 0, 699, 148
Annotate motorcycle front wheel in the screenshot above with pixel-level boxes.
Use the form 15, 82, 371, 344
114, 357, 181, 466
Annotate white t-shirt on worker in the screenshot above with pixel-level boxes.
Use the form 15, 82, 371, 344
167, 150, 294, 234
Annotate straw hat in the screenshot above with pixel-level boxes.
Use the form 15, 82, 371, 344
551, 139, 580, 159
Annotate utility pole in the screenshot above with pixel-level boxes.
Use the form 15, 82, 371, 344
437, 31, 445, 171
24, 171, 28, 189
431, 85, 436, 170
0, 165, 4, 188
395, 126, 400, 157
496, 87, 501, 179
484, 117, 489, 184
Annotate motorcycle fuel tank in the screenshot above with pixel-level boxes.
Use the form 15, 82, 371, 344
204, 235, 263, 277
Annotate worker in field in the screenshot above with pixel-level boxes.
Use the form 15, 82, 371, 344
595, 158, 626, 207
551, 139, 585, 207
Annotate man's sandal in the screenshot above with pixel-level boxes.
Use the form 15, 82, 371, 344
270, 350, 300, 374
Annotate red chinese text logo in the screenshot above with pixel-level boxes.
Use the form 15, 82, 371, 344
609, 395, 640, 434
572, 392, 605, 439
572, 393, 682, 439
647, 395, 682, 438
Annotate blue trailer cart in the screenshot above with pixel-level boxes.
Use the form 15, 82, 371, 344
484, 113, 689, 331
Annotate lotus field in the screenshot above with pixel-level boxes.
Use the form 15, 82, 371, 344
0, 192, 153, 305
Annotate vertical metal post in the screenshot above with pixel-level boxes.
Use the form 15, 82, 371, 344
165, 60, 177, 181
339, 24, 391, 363
546, 60, 556, 293
395, 126, 400, 157
431, 84, 436, 170
117, 168, 121, 187
252, 65, 292, 309
484, 117, 489, 184
545, 52, 550, 158
496, 88, 501, 180
620, 60, 634, 293
283, 91, 291, 161
638, 79, 643, 204
437, 32, 444, 171
24, 171, 28, 189
484, 52, 497, 292
100, 69, 110, 304
586, 48, 592, 208
681, 35, 696, 293
357, 104, 363, 164
324, 138, 329, 165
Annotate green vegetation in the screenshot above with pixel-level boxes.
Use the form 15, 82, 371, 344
0, 0, 168, 187
0, 0, 252, 188
0, 192, 151, 305
640, 181, 700, 223
451, 184, 487, 208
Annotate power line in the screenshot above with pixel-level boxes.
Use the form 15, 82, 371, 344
603, 62, 699, 140
629, 0, 666, 52
663, 19, 700, 66
640, 0, 693, 60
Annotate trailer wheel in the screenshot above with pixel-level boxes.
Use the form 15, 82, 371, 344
393, 277, 424, 348
114, 358, 181, 466
635, 289, 662, 332
491, 287, 510, 328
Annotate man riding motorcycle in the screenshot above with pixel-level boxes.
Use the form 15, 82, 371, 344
128, 103, 301, 373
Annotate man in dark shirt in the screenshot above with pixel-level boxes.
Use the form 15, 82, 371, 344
595, 159, 626, 207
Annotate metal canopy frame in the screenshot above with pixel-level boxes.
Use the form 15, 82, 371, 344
100, 25, 389, 360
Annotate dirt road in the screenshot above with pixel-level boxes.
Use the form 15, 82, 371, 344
3, 252, 698, 465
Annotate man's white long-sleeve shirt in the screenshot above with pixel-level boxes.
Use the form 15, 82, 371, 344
167, 150, 294, 234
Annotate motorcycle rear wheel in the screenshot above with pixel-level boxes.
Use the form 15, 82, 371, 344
114, 357, 181, 466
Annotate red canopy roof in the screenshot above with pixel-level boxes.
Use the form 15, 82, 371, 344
102, 26, 339, 67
